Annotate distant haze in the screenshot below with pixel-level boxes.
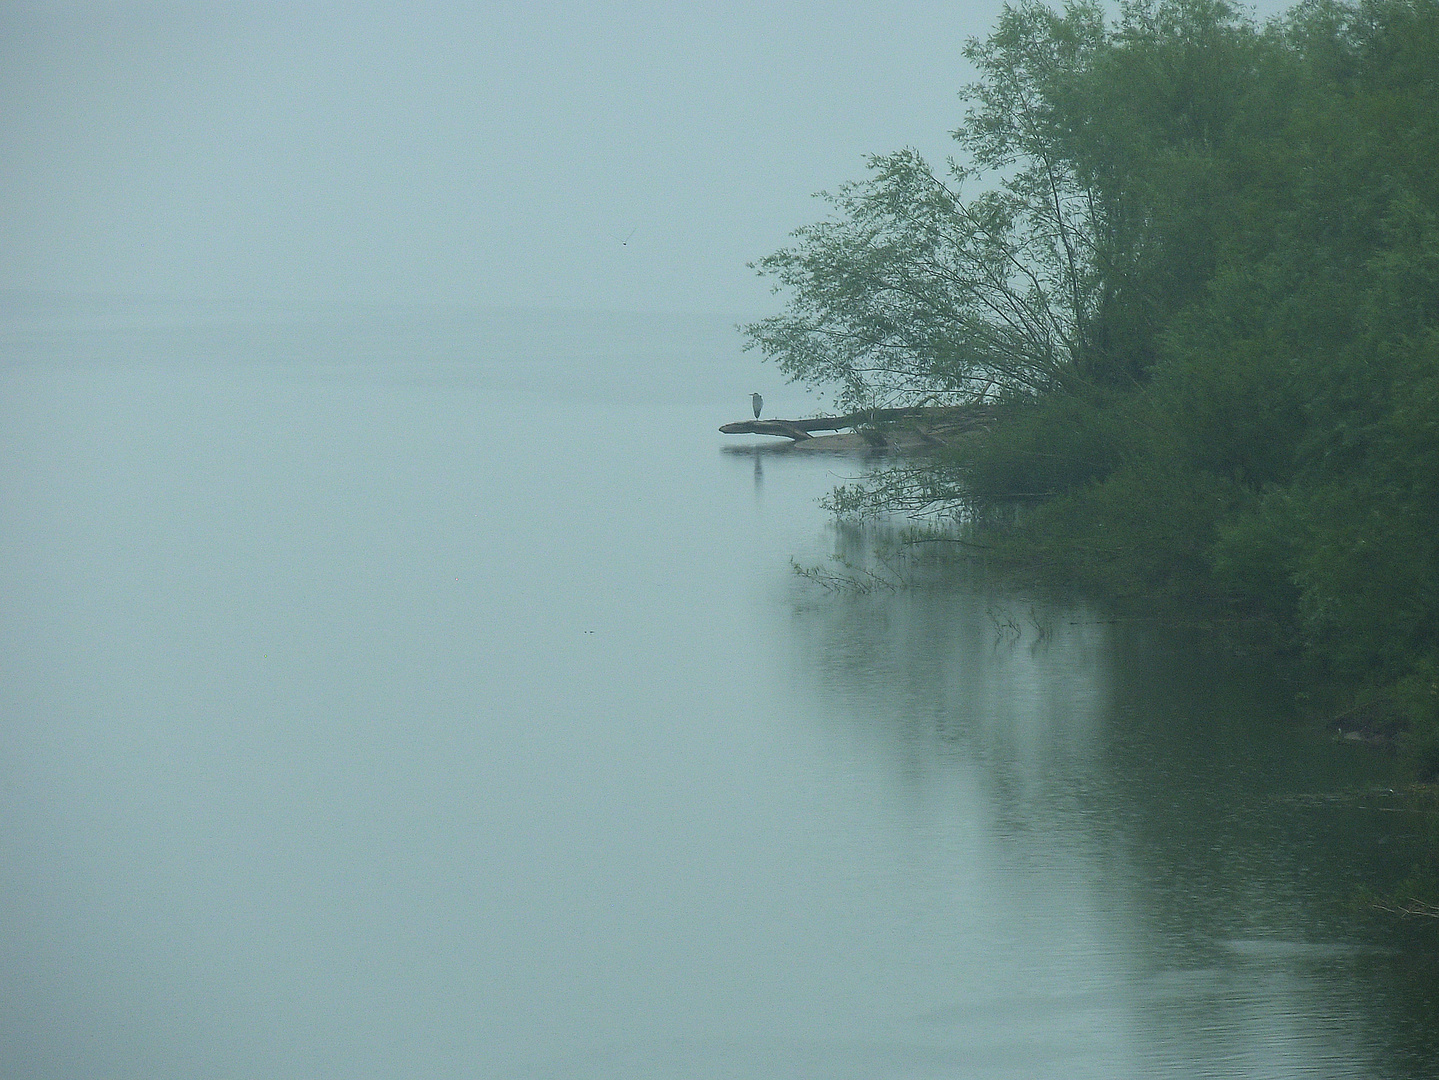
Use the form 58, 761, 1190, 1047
1, 0, 1291, 315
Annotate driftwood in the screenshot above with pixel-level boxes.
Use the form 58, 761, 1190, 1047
720, 419, 818, 440
720, 404, 995, 445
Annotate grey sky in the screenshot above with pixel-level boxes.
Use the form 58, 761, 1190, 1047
2, 1, 1290, 315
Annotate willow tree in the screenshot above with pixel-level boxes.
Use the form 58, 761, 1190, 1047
744, 1, 1111, 412
743, 0, 1270, 411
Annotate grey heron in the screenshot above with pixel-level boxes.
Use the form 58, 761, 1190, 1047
751, 392, 763, 419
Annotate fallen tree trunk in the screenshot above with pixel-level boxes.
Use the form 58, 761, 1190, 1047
719, 419, 816, 439
719, 404, 995, 441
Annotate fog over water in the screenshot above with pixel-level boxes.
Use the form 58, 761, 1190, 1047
2, 300, 1438, 1078
3, 3, 1436, 1077
2, 0, 1295, 314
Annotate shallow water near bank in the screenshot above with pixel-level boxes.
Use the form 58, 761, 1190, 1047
1, 299, 1436, 1079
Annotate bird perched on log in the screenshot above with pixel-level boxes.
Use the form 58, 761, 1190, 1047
751, 392, 763, 419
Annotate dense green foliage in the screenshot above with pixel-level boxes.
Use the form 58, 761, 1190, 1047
747, 0, 1439, 786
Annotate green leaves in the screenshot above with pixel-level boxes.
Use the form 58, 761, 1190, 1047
744, 0, 1292, 409
744, 149, 1079, 411
748, 0, 1439, 701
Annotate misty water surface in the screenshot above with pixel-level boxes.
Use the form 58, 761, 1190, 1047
2, 300, 1436, 1079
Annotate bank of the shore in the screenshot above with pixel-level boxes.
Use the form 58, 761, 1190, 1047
727, 404, 1439, 920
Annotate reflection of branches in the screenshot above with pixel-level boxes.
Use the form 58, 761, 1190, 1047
791, 554, 911, 594
903, 535, 991, 549
1370, 897, 1439, 919
984, 603, 1058, 647
988, 606, 1022, 643
822, 463, 972, 520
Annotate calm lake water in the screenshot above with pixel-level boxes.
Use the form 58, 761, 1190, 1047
2, 299, 1436, 1079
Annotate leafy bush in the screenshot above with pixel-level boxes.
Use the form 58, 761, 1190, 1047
752, 0, 1439, 791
